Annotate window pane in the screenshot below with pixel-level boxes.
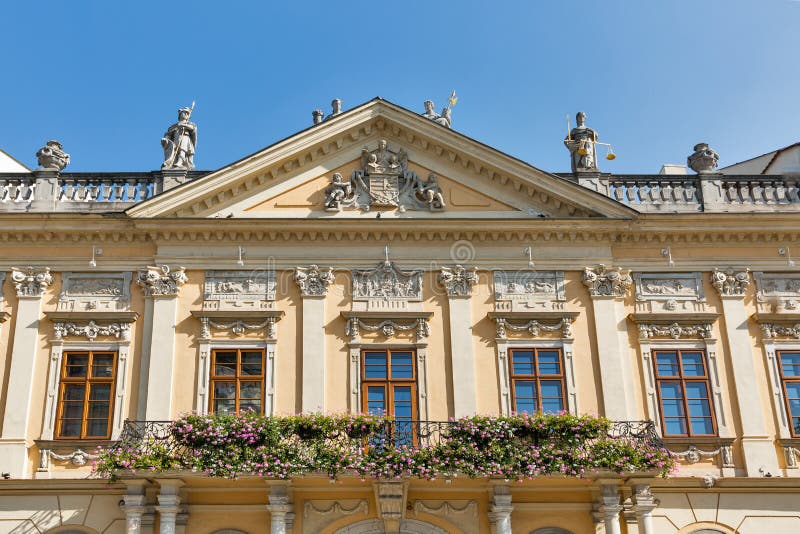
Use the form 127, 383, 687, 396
390, 352, 413, 379
214, 399, 235, 415
655, 352, 679, 376
681, 352, 705, 377
685, 382, 709, 400
89, 384, 111, 401
239, 381, 262, 399
65, 354, 89, 377
63, 384, 85, 401
541, 398, 564, 414
364, 352, 388, 379
393, 386, 413, 419
789, 398, 800, 417
537, 351, 561, 375
214, 352, 237, 376
687, 398, 712, 417
86, 419, 109, 437
512, 350, 534, 375
91, 354, 114, 377
240, 351, 263, 376
214, 382, 236, 399
59, 420, 82, 437
62, 402, 84, 419
88, 402, 110, 419
514, 380, 537, 413
367, 386, 386, 415
659, 381, 683, 399
660, 399, 685, 417
781, 353, 800, 377
239, 400, 261, 413
664, 418, 688, 435
690, 418, 714, 435
539, 380, 563, 399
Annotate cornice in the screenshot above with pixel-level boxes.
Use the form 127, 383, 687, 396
190, 310, 285, 319
45, 311, 140, 322
629, 312, 720, 323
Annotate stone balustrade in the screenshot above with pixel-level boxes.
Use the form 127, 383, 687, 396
567, 173, 800, 213
0, 170, 209, 212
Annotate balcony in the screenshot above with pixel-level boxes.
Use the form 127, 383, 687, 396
96, 414, 672, 481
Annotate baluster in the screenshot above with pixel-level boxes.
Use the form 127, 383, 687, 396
612, 182, 625, 202
661, 181, 673, 203
763, 180, 776, 204
625, 181, 637, 203
786, 179, 799, 203
775, 179, 788, 203
751, 180, 764, 203
0, 183, 8, 202
740, 183, 752, 203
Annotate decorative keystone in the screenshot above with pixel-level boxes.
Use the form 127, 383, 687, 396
137, 265, 188, 297
711, 268, 749, 297
438, 264, 478, 297
582, 264, 632, 298
294, 264, 334, 297
11, 267, 53, 297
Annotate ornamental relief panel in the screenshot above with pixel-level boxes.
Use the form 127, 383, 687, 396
633, 272, 706, 313
58, 272, 132, 312
493, 271, 565, 312
754, 272, 800, 313
204, 270, 276, 310
352, 260, 423, 311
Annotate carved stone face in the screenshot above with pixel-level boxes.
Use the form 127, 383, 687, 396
179, 110, 190, 121
378, 140, 387, 151
576, 112, 586, 126
424, 101, 434, 113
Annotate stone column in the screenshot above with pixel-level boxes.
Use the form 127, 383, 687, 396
137, 266, 187, 420
121, 481, 148, 534
0, 267, 52, 478
583, 265, 636, 420
488, 485, 513, 534
597, 481, 623, 534
266, 482, 292, 534
438, 265, 479, 417
712, 268, 778, 476
156, 480, 183, 534
631, 482, 657, 534
294, 265, 334, 413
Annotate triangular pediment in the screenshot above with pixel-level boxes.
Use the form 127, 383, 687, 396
127, 99, 635, 219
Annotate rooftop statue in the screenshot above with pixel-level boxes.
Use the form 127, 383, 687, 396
161, 104, 197, 170
36, 140, 70, 171
421, 99, 452, 128
564, 111, 598, 173
324, 98, 342, 121
687, 142, 719, 173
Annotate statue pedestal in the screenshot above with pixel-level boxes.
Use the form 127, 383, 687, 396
161, 169, 190, 192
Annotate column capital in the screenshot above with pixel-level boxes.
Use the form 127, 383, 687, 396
711, 268, 749, 298
11, 266, 53, 298
631, 482, 658, 512
294, 264, 334, 297
582, 264, 632, 298
438, 264, 478, 297
137, 265, 187, 297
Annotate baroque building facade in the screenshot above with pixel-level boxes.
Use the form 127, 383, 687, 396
0, 98, 799, 533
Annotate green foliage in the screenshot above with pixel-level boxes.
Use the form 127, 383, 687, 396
95, 413, 674, 482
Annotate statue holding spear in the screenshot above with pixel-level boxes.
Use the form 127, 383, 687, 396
161, 102, 197, 170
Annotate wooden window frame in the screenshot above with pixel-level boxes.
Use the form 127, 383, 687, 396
777, 350, 800, 437
56, 350, 117, 440
209, 348, 266, 415
360, 349, 418, 419
508, 347, 566, 414
653, 349, 718, 437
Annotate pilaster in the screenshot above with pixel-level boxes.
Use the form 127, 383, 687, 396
488, 484, 513, 534
0, 267, 52, 478
121, 481, 149, 534
266, 482, 293, 534
438, 265, 479, 417
596, 481, 623, 534
583, 265, 636, 419
712, 268, 778, 476
295, 265, 334, 412
137, 266, 187, 420
630, 481, 657, 534
156, 480, 183, 534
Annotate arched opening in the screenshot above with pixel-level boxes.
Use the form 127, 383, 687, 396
211, 530, 249, 534
333, 518, 449, 534
531, 528, 575, 534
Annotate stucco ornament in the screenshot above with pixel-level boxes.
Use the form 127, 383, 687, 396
687, 142, 719, 173
352, 260, 423, 301
294, 264, 335, 296
325, 140, 445, 212
564, 111, 598, 172
711, 268, 749, 296
137, 265, 188, 296
11, 267, 53, 297
161, 105, 197, 170
35, 140, 70, 171
438, 265, 478, 297
582, 264, 632, 297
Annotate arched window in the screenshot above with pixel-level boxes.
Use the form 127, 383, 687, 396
531, 528, 575, 534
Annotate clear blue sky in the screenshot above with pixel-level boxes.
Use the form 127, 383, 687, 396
1, 1, 798, 173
